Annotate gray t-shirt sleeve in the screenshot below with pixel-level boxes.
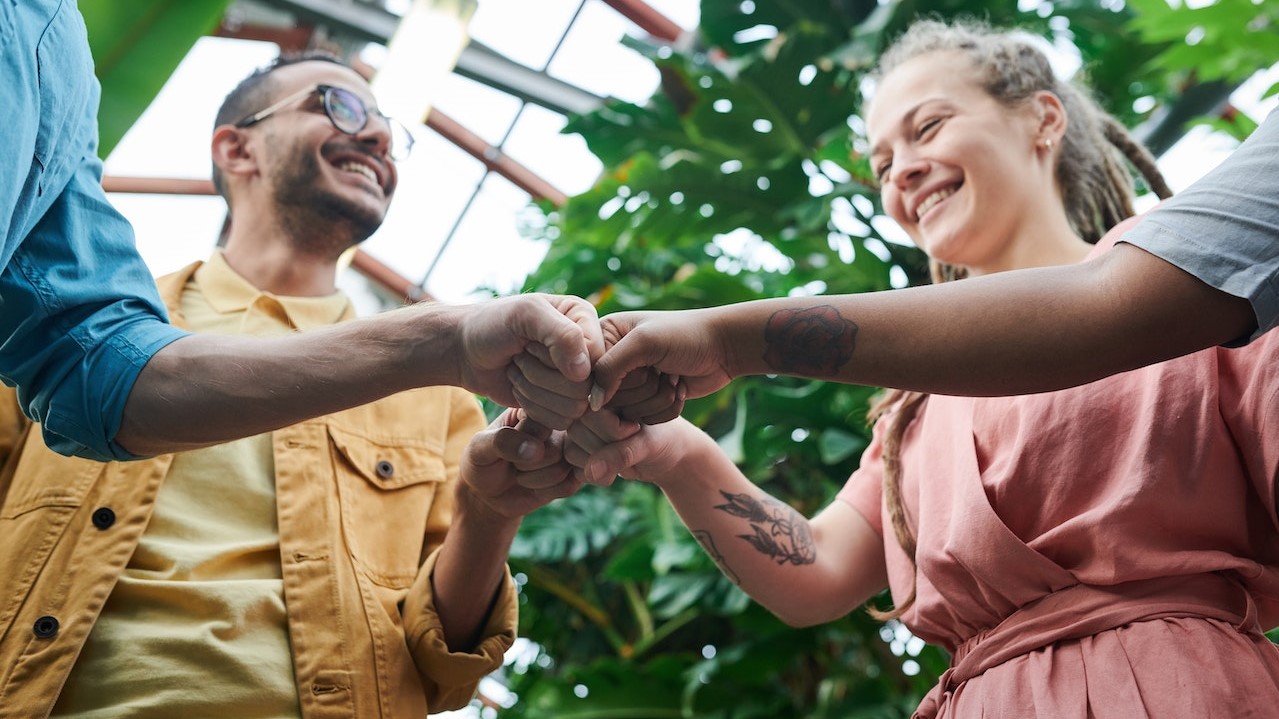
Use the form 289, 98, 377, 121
1120, 108, 1279, 343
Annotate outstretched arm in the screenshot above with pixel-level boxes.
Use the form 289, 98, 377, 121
590, 243, 1254, 407
564, 414, 886, 627
116, 293, 603, 456
432, 409, 581, 652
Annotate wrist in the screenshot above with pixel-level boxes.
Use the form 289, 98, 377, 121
399, 302, 468, 390
454, 482, 522, 535
704, 305, 752, 379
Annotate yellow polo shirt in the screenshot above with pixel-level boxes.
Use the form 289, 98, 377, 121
53, 253, 349, 718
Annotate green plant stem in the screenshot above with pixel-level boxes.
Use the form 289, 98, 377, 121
631, 607, 700, 659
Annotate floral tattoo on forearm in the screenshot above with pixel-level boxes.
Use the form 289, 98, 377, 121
711, 490, 816, 567
762, 305, 857, 377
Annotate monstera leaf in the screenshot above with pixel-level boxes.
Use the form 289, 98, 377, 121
80, 0, 232, 157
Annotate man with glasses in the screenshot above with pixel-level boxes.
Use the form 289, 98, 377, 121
0, 2, 602, 465
0, 54, 584, 717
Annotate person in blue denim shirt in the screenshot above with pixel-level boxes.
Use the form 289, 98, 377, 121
0, 1, 605, 461
3, 2, 1274, 461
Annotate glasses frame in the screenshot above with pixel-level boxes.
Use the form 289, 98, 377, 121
234, 83, 415, 161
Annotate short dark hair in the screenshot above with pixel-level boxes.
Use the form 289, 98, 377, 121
210, 51, 349, 200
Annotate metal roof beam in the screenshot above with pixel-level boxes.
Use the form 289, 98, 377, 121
247, 0, 603, 116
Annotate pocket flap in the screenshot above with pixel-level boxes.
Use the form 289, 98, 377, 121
328, 426, 445, 490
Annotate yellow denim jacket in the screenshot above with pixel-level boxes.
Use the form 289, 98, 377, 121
0, 261, 516, 718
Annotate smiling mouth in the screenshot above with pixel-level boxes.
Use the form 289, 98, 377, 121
916, 185, 958, 221
336, 161, 378, 187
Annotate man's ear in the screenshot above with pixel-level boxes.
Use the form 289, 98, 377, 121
1030, 90, 1068, 147
211, 125, 257, 183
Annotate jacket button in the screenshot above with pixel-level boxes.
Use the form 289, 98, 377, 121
375, 460, 394, 478
91, 507, 116, 530
33, 616, 59, 639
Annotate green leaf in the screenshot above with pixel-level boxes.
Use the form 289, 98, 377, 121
819, 427, 869, 464
81, 0, 233, 157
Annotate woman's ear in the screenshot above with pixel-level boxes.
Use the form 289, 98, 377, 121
1031, 90, 1068, 148
211, 125, 257, 185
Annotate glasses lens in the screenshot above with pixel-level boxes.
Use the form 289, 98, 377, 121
325, 87, 367, 134
389, 120, 415, 161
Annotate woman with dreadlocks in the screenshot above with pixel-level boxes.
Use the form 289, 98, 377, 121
557, 19, 1279, 718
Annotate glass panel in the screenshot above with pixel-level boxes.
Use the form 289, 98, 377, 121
107, 194, 228, 277
362, 131, 488, 281
431, 72, 524, 145
502, 103, 603, 196
423, 175, 547, 301
468, 0, 583, 70
546, 0, 660, 104
642, 0, 700, 31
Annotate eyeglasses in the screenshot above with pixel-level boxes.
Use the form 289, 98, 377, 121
235, 84, 415, 161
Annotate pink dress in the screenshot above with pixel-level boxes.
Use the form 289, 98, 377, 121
839, 246, 1279, 717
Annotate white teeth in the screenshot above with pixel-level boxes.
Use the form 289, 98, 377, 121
916, 187, 956, 220
337, 162, 377, 185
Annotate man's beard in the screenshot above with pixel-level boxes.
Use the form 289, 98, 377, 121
271, 142, 388, 257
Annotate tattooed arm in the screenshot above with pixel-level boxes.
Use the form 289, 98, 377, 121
588, 242, 1253, 409
564, 414, 887, 627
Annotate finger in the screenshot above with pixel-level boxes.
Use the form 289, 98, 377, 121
532, 473, 584, 501
487, 425, 546, 465
513, 352, 592, 402
578, 409, 640, 443
613, 373, 680, 422
514, 414, 552, 441
637, 376, 687, 425
551, 296, 606, 363
523, 342, 555, 369
582, 439, 641, 485
566, 418, 609, 455
530, 295, 599, 381
609, 369, 663, 407
563, 439, 590, 470
512, 382, 583, 430
590, 322, 653, 410
515, 461, 573, 490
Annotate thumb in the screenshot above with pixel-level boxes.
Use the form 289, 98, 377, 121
518, 297, 594, 383
470, 410, 544, 468
589, 334, 652, 411
582, 433, 644, 485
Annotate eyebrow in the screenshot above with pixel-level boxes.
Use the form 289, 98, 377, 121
869, 97, 949, 159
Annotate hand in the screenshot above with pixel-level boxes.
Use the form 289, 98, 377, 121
590, 309, 733, 411
509, 346, 684, 429
607, 367, 685, 424
457, 294, 604, 408
459, 408, 583, 521
564, 411, 698, 487
506, 345, 593, 430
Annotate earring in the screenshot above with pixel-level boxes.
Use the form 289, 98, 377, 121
1044, 138, 1055, 151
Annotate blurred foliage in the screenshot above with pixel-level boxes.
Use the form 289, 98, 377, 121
504, 0, 1277, 717
81, 0, 232, 158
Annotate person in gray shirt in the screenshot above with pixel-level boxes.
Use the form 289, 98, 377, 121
577, 110, 1275, 411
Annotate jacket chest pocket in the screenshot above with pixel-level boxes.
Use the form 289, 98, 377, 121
328, 426, 446, 588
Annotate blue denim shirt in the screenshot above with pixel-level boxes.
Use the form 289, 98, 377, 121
0, 0, 188, 460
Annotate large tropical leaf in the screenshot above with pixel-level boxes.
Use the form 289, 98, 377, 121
80, 0, 232, 157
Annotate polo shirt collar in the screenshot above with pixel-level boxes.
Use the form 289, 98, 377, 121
195, 251, 355, 329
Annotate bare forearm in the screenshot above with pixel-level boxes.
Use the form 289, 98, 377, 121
116, 303, 464, 456
714, 244, 1254, 395
431, 490, 520, 652
654, 432, 880, 626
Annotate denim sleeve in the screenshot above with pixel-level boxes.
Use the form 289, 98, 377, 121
0, 0, 187, 460
1121, 109, 1279, 343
